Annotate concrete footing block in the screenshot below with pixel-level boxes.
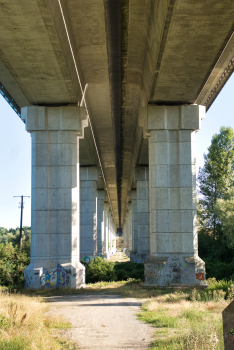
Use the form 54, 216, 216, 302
130, 251, 137, 262
123, 248, 131, 257
24, 262, 85, 289
222, 300, 234, 349
144, 254, 207, 287
130, 251, 150, 263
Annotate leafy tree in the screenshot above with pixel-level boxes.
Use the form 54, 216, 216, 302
215, 189, 234, 248
0, 227, 31, 286
197, 127, 234, 280
0, 226, 31, 252
0, 243, 30, 286
198, 126, 234, 239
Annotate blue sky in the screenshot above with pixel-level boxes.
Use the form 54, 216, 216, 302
0, 75, 234, 229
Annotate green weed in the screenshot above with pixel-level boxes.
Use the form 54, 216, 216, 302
0, 338, 30, 350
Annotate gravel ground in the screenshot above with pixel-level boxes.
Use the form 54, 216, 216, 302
46, 293, 154, 350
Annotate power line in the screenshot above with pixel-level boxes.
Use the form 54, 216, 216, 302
0, 200, 15, 207
13, 195, 30, 248
0, 198, 15, 205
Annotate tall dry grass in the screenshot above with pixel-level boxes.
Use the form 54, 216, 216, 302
0, 290, 76, 349
138, 292, 228, 350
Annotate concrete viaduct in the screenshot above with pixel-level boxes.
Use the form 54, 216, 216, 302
0, 0, 234, 288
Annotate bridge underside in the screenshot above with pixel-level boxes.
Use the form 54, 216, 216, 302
0, 0, 234, 287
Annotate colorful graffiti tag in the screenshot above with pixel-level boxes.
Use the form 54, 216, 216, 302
196, 272, 205, 280
84, 256, 91, 263
40, 264, 67, 288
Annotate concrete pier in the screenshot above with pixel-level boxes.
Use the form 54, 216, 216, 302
23, 106, 86, 289
103, 203, 110, 258
110, 215, 117, 257
134, 168, 150, 263
144, 105, 207, 287
80, 167, 99, 261
97, 190, 106, 257
123, 205, 132, 257
129, 190, 137, 262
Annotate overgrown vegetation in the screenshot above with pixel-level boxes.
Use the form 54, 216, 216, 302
0, 227, 30, 288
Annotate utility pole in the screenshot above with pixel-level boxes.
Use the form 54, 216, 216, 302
13, 195, 30, 248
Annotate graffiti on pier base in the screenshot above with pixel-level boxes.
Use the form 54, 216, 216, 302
40, 264, 69, 288
196, 272, 205, 280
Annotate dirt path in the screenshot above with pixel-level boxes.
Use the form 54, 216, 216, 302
46, 293, 154, 350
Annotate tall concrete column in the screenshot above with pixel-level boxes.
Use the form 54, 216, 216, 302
110, 218, 116, 256
144, 105, 207, 287
80, 167, 99, 260
129, 190, 137, 261
127, 202, 132, 256
97, 190, 106, 257
103, 202, 110, 258
123, 211, 129, 256
107, 213, 113, 257
123, 204, 132, 257
23, 105, 86, 289
134, 167, 150, 263
107, 209, 112, 256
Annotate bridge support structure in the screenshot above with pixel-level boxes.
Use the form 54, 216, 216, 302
97, 190, 106, 257
143, 105, 207, 287
103, 202, 110, 258
123, 204, 132, 257
80, 167, 99, 261
132, 167, 150, 263
129, 190, 137, 262
23, 105, 87, 289
108, 214, 117, 257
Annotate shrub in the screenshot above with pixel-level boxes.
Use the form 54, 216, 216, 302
204, 258, 234, 280
114, 261, 144, 281
83, 257, 116, 283
83, 257, 144, 283
0, 243, 30, 287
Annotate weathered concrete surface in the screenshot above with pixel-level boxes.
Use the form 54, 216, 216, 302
134, 168, 150, 263
46, 293, 154, 350
129, 190, 137, 262
222, 300, 234, 350
23, 105, 87, 289
123, 205, 132, 258
80, 167, 99, 261
143, 105, 207, 287
97, 190, 106, 257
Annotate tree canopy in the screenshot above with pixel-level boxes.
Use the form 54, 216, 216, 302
197, 126, 234, 279
198, 126, 234, 238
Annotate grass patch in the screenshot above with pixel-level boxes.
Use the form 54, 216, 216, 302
44, 315, 71, 329
0, 338, 30, 350
138, 310, 177, 328
137, 293, 226, 349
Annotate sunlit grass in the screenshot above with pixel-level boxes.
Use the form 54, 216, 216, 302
0, 290, 78, 349
138, 294, 227, 349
